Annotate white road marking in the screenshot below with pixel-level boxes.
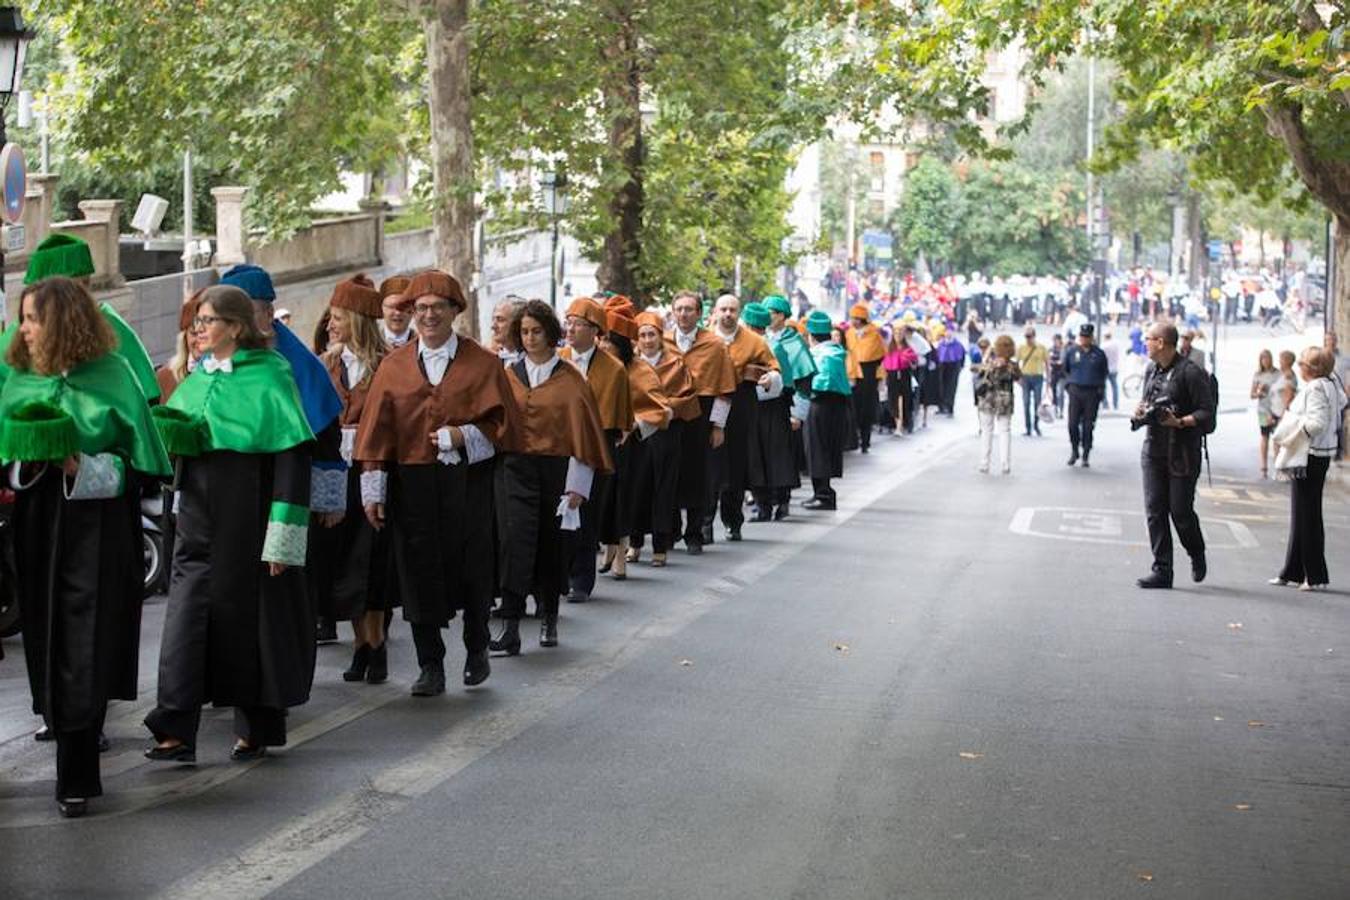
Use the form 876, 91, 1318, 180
1009, 506, 1259, 549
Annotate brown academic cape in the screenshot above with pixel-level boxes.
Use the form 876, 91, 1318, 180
845, 323, 886, 380
649, 352, 702, 422
352, 337, 516, 625
628, 358, 673, 430
664, 327, 736, 398
503, 358, 612, 473
722, 326, 780, 382
560, 344, 634, 432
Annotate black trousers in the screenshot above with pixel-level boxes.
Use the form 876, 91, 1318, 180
410, 605, 490, 669
811, 477, 835, 504
498, 588, 558, 622
853, 360, 880, 449
56, 721, 103, 801
1141, 456, 1205, 574
1067, 384, 1103, 452
145, 705, 287, 748
1279, 455, 1330, 586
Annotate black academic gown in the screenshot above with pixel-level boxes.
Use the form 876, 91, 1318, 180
147, 447, 313, 747
627, 420, 682, 551
748, 389, 800, 492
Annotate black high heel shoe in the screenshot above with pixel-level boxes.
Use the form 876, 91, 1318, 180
489, 619, 521, 656
366, 642, 388, 684
58, 798, 88, 819
230, 741, 268, 762
144, 743, 196, 763
342, 644, 371, 682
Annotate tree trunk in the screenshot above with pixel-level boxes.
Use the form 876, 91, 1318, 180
595, 2, 644, 300
1186, 190, 1204, 291
425, 0, 478, 337
1334, 216, 1349, 345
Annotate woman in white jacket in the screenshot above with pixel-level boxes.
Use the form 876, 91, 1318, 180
1270, 347, 1347, 591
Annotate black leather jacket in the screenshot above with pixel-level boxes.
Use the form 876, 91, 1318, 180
1135, 355, 1216, 477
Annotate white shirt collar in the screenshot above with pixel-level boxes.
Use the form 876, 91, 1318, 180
419, 333, 459, 360
382, 322, 412, 346
716, 325, 738, 344
524, 352, 561, 388
340, 346, 366, 385
640, 351, 663, 367
675, 326, 698, 352
571, 344, 596, 370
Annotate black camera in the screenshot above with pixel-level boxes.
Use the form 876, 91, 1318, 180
1131, 399, 1177, 431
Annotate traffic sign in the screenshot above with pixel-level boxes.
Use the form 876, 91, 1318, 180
0, 142, 25, 225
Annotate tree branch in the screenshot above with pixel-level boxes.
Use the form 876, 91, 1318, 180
1261, 100, 1350, 222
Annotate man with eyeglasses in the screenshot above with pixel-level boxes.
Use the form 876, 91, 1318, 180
353, 271, 518, 696
1131, 322, 1216, 589
378, 276, 414, 348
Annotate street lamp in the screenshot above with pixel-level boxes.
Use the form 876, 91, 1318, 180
540, 169, 570, 310
0, 7, 34, 317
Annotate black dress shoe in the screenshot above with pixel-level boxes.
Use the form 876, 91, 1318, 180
144, 743, 196, 763
566, 589, 589, 604
726, 528, 742, 542
751, 508, 772, 523
773, 503, 789, 521
463, 650, 491, 686
802, 497, 836, 511
685, 542, 703, 555
343, 644, 371, 682
34, 725, 54, 742
410, 664, 446, 697
489, 619, 521, 656
1066, 450, 1079, 466
1136, 571, 1173, 590
58, 799, 88, 819
700, 524, 715, 545
1191, 554, 1207, 583
366, 643, 388, 684
315, 617, 338, 644
230, 742, 268, 762
97, 732, 110, 753
1081, 454, 1090, 468
540, 615, 559, 648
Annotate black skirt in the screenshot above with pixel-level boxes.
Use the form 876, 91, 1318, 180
15, 467, 143, 731
497, 452, 573, 602
748, 394, 800, 490
805, 394, 850, 479
308, 466, 394, 619
596, 430, 626, 544
710, 382, 757, 494
676, 397, 714, 508
627, 420, 681, 540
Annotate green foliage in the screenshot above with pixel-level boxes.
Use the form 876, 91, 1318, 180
34, 0, 416, 238
890, 156, 958, 267
948, 161, 1089, 277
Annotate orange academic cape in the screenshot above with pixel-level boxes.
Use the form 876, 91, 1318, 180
503, 359, 613, 473
627, 358, 674, 429
648, 351, 702, 422
324, 352, 377, 427
663, 327, 737, 398
845, 323, 886, 381
560, 344, 634, 432
721, 325, 780, 382
353, 337, 516, 467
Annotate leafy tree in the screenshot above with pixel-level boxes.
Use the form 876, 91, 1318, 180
890, 156, 958, 270
948, 161, 1089, 277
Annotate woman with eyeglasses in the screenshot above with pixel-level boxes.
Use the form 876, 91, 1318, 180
144, 284, 317, 765
0, 277, 171, 817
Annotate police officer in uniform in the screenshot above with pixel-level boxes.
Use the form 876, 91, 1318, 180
1064, 323, 1109, 467
1131, 323, 1216, 589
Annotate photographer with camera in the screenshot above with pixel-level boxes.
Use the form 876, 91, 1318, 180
1131, 323, 1216, 589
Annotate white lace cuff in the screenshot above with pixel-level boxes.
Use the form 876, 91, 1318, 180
64, 453, 125, 501
310, 466, 347, 513
791, 394, 811, 422
435, 427, 463, 466
710, 396, 731, 428
339, 426, 357, 465
565, 457, 594, 499
755, 370, 784, 401
460, 424, 496, 464
360, 469, 388, 506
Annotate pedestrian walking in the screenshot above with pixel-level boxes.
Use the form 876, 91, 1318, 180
1270, 347, 1347, 591
1131, 323, 1216, 589
559, 297, 633, 597
1101, 329, 1121, 410
1, 278, 171, 817
935, 326, 966, 416
630, 311, 698, 566
1015, 327, 1047, 436
1251, 349, 1281, 478
144, 285, 317, 764
975, 335, 1021, 474
882, 323, 919, 435
1048, 333, 1066, 418
844, 303, 884, 452
353, 270, 515, 695
665, 291, 736, 553
492, 301, 612, 653
310, 275, 394, 685
1064, 324, 1109, 467
802, 311, 851, 509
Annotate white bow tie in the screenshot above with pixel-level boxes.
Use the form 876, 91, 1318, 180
421, 346, 451, 363
203, 356, 234, 375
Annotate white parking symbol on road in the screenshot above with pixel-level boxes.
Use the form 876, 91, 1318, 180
1010, 507, 1258, 549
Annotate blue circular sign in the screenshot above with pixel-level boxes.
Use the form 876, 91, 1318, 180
1, 143, 26, 225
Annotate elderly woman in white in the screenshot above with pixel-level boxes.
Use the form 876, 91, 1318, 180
1269, 347, 1347, 591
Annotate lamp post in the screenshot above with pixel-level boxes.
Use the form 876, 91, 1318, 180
0, 6, 32, 319
540, 170, 569, 311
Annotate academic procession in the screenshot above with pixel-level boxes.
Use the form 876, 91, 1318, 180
0, 235, 865, 819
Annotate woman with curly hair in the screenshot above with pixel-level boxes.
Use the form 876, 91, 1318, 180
0, 277, 170, 817
311, 275, 395, 684
975, 334, 1021, 475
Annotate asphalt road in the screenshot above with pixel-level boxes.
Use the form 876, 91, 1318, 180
2, 347, 1348, 898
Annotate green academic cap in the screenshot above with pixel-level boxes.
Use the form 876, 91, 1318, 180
25, 234, 96, 285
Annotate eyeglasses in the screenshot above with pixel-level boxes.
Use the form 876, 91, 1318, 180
414, 301, 451, 316
192, 315, 224, 328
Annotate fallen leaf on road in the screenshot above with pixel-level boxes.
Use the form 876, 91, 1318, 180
833, 643, 850, 654
1227, 622, 1243, 631
958, 751, 984, 760
1233, 803, 1253, 811
679, 659, 693, 667
1136, 871, 1154, 883
1247, 720, 1265, 728
1213, 716, 1224, 721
